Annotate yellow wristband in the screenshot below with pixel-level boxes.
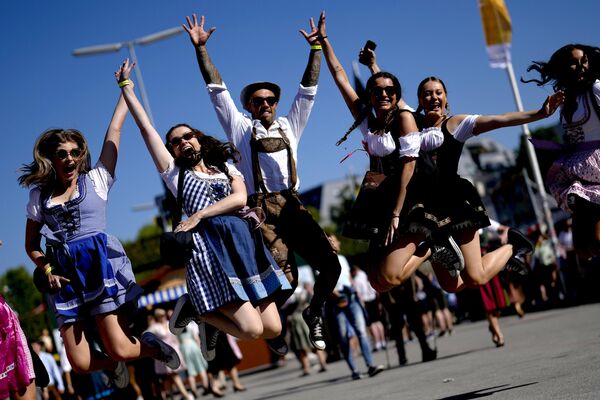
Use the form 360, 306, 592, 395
310, 45, 322, 51
44, 264, 53, 276
118, 79, 132, 88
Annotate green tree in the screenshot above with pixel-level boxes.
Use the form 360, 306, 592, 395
0, 266, 46, 338
122, 221, 162, 269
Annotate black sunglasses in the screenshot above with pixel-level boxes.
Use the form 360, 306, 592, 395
371, 86, 397, 97
55, 148, 82, 160
169, 132, 196, 147
251, 96, 278, 107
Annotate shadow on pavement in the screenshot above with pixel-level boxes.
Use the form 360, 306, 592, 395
435, 382, 538, 399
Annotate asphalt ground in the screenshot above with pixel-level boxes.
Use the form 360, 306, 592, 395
218, 303, 600, 400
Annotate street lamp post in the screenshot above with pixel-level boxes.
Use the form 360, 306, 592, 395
73, 26, 184, 231
72, 26, 184, 126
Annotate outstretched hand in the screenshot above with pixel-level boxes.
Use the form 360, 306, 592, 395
540, 90, 565, 117
300, 11, 326, 45
183, 14, 216, 47
115, 58, 135, 84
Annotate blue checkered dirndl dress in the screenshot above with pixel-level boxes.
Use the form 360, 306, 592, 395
175, 166, 290, 315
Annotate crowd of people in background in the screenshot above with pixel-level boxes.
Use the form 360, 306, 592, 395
3, 7, 600, 400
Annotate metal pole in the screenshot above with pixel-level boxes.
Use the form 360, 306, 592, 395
126, 42, 155, 126
505, 61, 561, 256
522, 168, 543, 227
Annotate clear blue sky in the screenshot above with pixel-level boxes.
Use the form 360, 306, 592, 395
1, 1, 598, 275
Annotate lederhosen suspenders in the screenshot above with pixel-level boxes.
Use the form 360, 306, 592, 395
250, 127, 298, 195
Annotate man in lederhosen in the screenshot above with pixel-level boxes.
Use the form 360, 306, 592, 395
181, 13, 341, 353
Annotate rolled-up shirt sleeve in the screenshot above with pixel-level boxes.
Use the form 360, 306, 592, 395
286, 84, 317, 141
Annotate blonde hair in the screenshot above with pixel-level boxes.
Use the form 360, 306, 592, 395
19, 129, 92, 188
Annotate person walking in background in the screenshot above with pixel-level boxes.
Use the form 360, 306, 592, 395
380, 276, 438, 365
19, 96, 180, 389
351, 264, 387, 351
183, 12, 341, 352
327, 234, 384, 380
176, 323, 209, 397
31, 340, 64, 400
523, 44, 600, 260
146, 309, 194, 400
285, 284, 328, 377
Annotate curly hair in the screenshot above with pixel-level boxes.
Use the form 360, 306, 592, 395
19, 128, 92, 188
165, 123, 240, 180
337, 71, 403, 145
522, 44, 600, 122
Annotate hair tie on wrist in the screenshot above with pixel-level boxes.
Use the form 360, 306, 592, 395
310, 44, 322, 51
391, 214, 400, 219
319, 35, 328, 40
44, 264, 53, 276
118, 79, 132, 88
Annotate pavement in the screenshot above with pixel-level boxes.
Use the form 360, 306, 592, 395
212, 303, 600, 400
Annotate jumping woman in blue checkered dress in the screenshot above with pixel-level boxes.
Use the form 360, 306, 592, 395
117, 60, 291, 358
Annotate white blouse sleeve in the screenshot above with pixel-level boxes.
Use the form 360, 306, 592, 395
159, 161, 179, 197
225, 162, 244, 179
398, 131, 421, 158
88, 161, 114, 201
593, 80, 600, 104
26, 187, 43, 222
453, 115, 480, 143
420, 127, 444, 151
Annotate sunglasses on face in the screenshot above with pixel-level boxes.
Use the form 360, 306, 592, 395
371, 86, 397, 97
250, 96, 278, 107
169, 132, 195, 147
55, 148, 82, 160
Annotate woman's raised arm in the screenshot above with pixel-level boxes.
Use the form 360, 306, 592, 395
115, 59, 173, 172
318, 12, 362, 119
99, 94, 128, 177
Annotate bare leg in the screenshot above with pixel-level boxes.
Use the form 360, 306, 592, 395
60, 322, 118, 373
171, 373, 190, 399
431, 262, 466, 293
228, 367, 245, 391
200, 301, 264, 340
255, 300, 283, 339
486, 311, 504, 346
299, 350, 310, 374
457, 229, 513, 287
13, 379, 36, 400
95, 311, 161, 361
316, 349, 328, 371
370, 235, 429, 291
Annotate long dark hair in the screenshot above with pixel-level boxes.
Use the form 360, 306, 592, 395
19, 128, 92, 188
521, 44, 600, 123
337, 71, 403, 145
165, 123, 240, 180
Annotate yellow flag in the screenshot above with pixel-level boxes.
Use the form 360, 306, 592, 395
479, 0, 512, 68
